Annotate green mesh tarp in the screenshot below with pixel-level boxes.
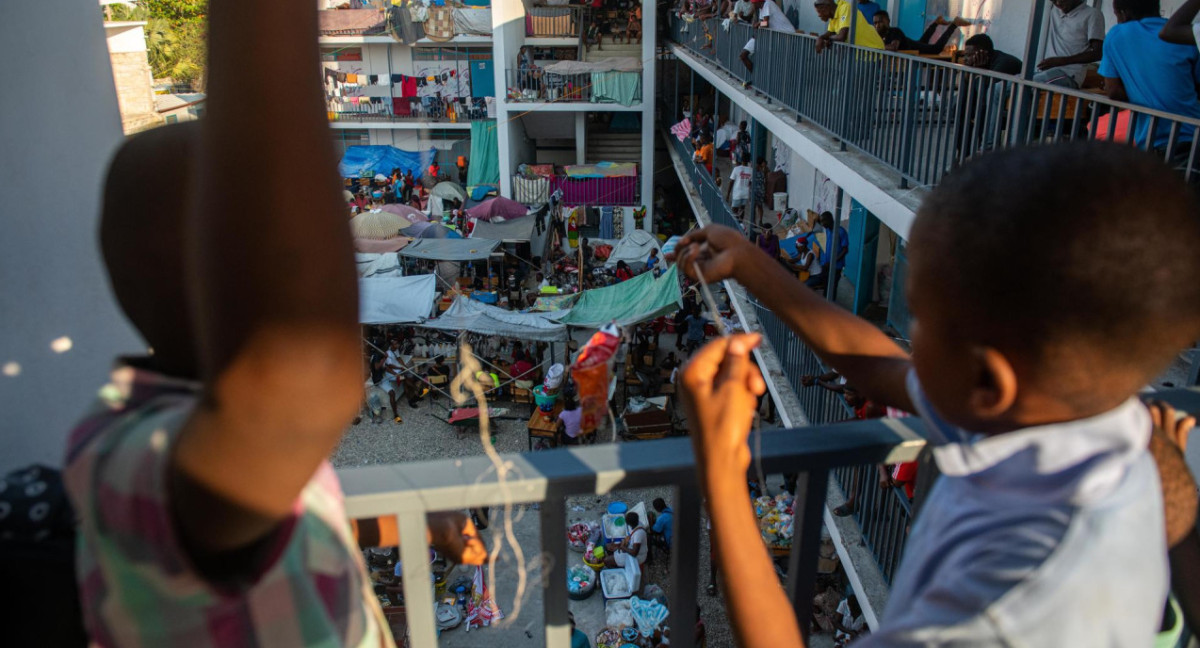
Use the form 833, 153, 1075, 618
560, 265, 681, 327
467, 120, 499, 187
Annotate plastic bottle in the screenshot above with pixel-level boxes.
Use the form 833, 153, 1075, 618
456, 586, 467, 612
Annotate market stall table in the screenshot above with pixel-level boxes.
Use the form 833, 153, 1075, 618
620, 396, 675, 441
527, 401, 563, 450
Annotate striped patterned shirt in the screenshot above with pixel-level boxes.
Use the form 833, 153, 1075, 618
63, 365, 392, 648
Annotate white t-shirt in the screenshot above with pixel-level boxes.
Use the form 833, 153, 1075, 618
743, 37, 756, 54
758, 0, 796, 32
729, 165, 753, 200
627, 527, 649, 565
1194, 24, 1200, 57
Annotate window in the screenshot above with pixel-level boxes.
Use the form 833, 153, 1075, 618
164, 114, 179, 124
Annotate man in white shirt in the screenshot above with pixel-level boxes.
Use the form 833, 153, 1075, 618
757, 0, 796, 32
726, 155, 754, 218
604, 511, 649, 567
1035, 0, 1105, 88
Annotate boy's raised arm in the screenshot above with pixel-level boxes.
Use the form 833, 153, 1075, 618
675, 225, 914, 412
173, 0, 363, 555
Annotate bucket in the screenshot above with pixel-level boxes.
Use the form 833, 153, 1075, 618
773, 192, 789, 212
534, 385, 559, 412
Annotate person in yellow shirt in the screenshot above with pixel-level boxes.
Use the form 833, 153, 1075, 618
814, 0, 886, 52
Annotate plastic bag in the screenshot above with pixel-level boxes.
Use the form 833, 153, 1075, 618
630, 596, 669, 637
571, 324, 620, 434
544, 363, 565, 390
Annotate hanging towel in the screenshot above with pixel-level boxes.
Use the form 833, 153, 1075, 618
401, 76, 418, 97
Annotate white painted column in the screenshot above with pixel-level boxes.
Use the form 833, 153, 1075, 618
492, 0, 527, 196
639, 0, 657, 231
575, 111, 587, 164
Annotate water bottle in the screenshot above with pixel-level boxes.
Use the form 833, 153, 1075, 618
456, 586, 467, 612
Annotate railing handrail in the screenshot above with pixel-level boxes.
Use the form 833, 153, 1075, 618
673, 18, 1200, 130
338, 417, 927, 518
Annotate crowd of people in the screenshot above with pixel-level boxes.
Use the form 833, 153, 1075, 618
347, 157, 469, 217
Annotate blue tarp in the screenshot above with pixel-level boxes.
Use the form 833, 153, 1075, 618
339, 146, 436, 179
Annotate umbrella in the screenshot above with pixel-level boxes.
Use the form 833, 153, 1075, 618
405, 221, 434, 237
379, 203, 429, 223
350, 210, 412, 240
418, 223, 464, 239
431, 181, 467, 203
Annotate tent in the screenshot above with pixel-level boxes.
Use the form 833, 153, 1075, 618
604, 230, 662, 268
465, 197, 529, 222
380, 203, 429, 223
359, 274, 438, 324
351, 210, 412, 239
339, 145, 435, 179
400, 238, 499, 261
559, 265, 682, 327
469, 216, 536, 242
431, 181, 467, 203
418, 296, 566, 342
418, 223, 463, 239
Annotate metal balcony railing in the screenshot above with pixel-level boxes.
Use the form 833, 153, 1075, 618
527, 5, 586, 38
666, 124, 916, 584
338, 419, 926, 648
668, 17, 1200, 187
506, 68, 643, 105
327, 96, 492, 123
513, 173, 641, 206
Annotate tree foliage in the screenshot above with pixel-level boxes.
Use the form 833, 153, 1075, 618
111, 0, 208, 90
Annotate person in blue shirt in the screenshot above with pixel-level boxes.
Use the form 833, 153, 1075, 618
1099, 0, 1200, 155
804, 211, 848, 291
650, 497, 674, 548
646, 247, 661, 273
568, 612, 591, 648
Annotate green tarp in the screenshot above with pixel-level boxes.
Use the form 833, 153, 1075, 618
467, 120, 499, 187
560, 265, 681, 327
591, 72, 642, 107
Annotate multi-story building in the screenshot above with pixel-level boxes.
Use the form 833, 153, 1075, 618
320, 0, 656, 231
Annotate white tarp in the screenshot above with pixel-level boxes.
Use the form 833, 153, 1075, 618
419, 296, 567, 342
603, 230, 662, 268
356, 252, 403, 278
543, 58, 642, 74
359, 274, 438, 324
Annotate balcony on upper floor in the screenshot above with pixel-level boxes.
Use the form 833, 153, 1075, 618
319, 6, 494, 45
511, 164, 641, 207
505, 65, 642, 108
665, 16, 1200, 189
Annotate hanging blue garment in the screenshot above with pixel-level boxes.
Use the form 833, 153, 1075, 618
599, 207, 615, 239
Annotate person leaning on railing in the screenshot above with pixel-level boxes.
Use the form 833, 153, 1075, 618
671, 142, 1200, 646
60, 0, 487, 646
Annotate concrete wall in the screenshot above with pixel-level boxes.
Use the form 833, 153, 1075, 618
1, 0, 143, 473
492, 0, 527, 195
105, 22, 160, 133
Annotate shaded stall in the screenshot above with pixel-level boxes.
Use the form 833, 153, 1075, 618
558, 265, 682, 327
603, 230, 661, 269
419, 296, 567, 342
400, 238, 499, 262
351, 210, 414, 239
359, 274, 439, 324
339, 145, 435, 178
465, 196, 530, 222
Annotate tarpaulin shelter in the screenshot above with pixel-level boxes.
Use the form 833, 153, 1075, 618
431, 181, 467, 203
405, 221, 434, 237
603, 230, 661, 268
559, 265, 682, 327
351, 210, 413, 239
400, 238, 499, 261
418, 296, 567, 342
467, 121, 500, 188
359, 274, 438, 324
380, 203, 429, 223
465, 197, 529, 222
339, 145, 435, 178
356, 253, 403, 278
468, 216, 536, 242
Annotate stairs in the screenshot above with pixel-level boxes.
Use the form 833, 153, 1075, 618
584, 40, 643, 64
586, 124, 642, 163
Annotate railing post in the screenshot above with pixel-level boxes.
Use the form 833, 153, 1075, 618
540, 494, 571, 648
1010, 0, 1047, 147
668, 481, 702, 648
786, 468, 830, 642
397, 511, 437, 646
